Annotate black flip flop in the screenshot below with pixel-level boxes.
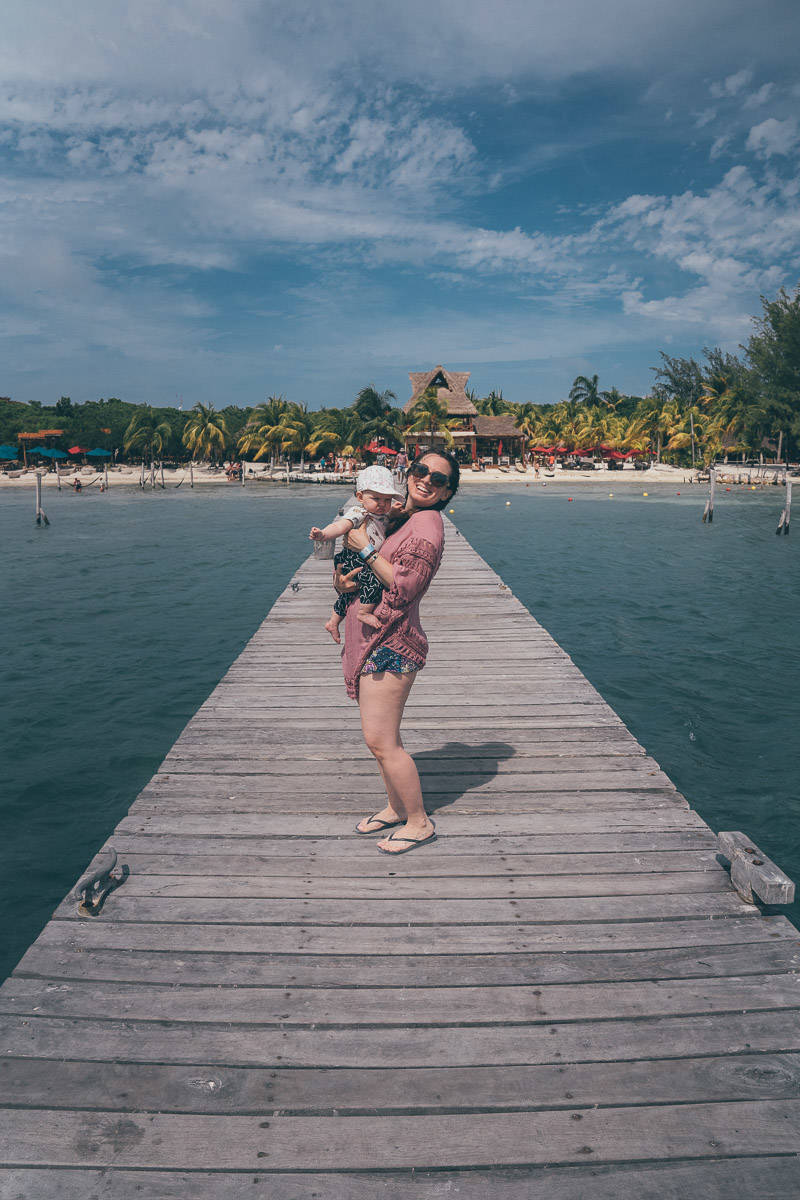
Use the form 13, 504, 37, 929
355, 813, 404, 835
377, 828, 437, 855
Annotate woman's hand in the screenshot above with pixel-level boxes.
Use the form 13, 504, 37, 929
333, 563, 362, 594
344, 524, 370, 551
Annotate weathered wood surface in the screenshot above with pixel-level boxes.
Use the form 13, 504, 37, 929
2, 522, 800, 1197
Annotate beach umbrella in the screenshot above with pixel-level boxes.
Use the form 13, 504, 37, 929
0, 445, 19, 460
87, 448, 111, 457
26, 445, 47, 454
68, 446, 89, 455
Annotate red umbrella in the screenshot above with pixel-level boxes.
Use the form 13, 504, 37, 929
68, 446, 89, 455
364, 441, 398, 454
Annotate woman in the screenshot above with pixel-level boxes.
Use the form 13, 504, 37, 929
336, 451, 459, 855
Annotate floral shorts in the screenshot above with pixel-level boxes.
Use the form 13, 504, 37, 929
361, 647, 419, 676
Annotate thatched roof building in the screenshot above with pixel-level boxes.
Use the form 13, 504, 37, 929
405, 366, 477, 417
473, 415, 520, 439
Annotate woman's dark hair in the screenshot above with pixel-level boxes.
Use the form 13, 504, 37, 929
386, 450, 460, 534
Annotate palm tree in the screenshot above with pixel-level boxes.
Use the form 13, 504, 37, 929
406, 387, 449, 442
182, 403, 229, 462
237, 395, 288, 467
569, 374, 601, 406
123, 407, 174, 460
476, 389, 512, 416
599, 386, 625, 412
278, 403, 315, 468
353, 385, 402, 447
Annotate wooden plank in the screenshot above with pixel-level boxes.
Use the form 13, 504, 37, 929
4, 1159, 800, 1200
49, 890, 754, 925
74, 868, 730, 899
7, 1010, 798, 1071
129, 792, 687, 815
3, 1052, 800, 1115
2, 1100, 800, 1169
114, 812, 702, 839
62, 847, 723, 877
102, 830, 719, 856
28, 913, 776, 956
15, 936, 797, 989
3, 972, 798, 1026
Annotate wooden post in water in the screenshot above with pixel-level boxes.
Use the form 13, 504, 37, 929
286, 459, 290, 484
702, 467, 716, 523
190, 462, 194, 488
54, 460, 61, 492
160, 461, 165, 489
34, 471, 49, 526
776, 477, 792, 535
150, 460, 156, 489
140, 459, 145, 489
104, 462, 109, 490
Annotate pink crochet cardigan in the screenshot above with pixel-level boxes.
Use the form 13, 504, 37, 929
340, 508, 445, 700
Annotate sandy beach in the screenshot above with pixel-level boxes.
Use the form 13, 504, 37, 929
1, 460, 788, 489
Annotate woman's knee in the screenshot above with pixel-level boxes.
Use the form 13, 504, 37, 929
361, 725, 398, 761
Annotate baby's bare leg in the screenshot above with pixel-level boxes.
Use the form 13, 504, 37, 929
358, 602, 381, 629
324, 609, 343, 643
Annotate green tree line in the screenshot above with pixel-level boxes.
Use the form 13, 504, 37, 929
3, 286, 799, 466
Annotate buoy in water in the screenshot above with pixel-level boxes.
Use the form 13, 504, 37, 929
609, 492, 613, 497
568, 497, 573, 502
449, 508, 455, 513
643, 491, 649, 497
505, 500, 511, 506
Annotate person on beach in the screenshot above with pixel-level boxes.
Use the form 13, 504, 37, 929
309, 465, 402, 644
334, 451, 459, 855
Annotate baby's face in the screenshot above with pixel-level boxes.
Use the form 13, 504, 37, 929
358, 488, 392, 515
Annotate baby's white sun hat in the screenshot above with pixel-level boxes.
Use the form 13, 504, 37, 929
356, 465, 403, 497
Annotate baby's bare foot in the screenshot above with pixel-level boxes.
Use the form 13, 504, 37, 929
359, 612, 382, 629
324, 616, 341, 643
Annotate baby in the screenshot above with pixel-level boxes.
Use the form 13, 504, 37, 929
309, 465, 402, 644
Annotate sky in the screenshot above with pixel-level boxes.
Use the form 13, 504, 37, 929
2, 0, 799, 411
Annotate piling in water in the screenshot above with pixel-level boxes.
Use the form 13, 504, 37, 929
702, 468, 716, 523
34, 472, 49, 526
777, 477, 792, 535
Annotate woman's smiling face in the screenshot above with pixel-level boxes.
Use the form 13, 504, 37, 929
407, 454, 453, 508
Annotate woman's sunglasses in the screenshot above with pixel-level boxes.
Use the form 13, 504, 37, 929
408, 462, 452, 489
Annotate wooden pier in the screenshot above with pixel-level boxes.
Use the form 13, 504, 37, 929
2, 523, 800, 1196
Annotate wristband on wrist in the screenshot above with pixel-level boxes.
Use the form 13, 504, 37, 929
358, 543, 377, 561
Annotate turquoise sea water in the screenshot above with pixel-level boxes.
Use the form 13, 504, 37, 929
1, 480, 798, 978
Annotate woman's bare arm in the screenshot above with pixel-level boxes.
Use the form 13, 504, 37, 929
344, 522, 395, 587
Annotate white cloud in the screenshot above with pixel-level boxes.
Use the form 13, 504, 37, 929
743, 82, 775, 109
710, 68, 753, 99
745, 117, 799, 158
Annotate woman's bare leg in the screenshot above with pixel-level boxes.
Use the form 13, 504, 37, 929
356, 670, 434, 849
